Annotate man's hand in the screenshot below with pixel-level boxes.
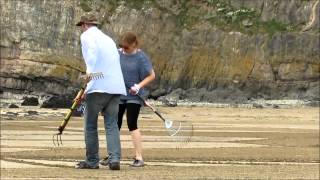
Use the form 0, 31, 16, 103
129, 84, 141, 95
73, 90, 86, 104
80, 74, 92, 84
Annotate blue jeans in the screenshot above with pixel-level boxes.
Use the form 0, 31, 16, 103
84, 93, 121, 166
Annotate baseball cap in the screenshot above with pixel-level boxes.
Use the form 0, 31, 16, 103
76, 12, 100, 26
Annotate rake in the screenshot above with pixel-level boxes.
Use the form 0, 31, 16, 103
136, 93, 194, 143
52, 72, 104, 147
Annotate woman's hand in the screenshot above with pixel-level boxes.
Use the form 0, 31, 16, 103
129, 84, 141, 95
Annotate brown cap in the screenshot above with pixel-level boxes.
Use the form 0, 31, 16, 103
76, 12, 100, 26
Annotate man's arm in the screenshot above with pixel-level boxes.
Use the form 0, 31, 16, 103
81, 35, 97, 73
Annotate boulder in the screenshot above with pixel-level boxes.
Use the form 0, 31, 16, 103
21, 97, 39, 106
8, 104, 19, 108
41, 95, 72, 108
150, 88, 167, 99
27, 111, 38, 115
158, 96, 178, 107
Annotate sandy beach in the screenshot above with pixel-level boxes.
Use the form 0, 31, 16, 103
1, 106, 319, 179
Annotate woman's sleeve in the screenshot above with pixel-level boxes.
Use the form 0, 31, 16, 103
139, 53, 153, 80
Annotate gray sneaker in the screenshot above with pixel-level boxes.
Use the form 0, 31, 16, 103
99, 156, 110, 166
131, 159, 144, 167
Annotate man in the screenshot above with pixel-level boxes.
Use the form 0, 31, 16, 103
75, 12, 126, 170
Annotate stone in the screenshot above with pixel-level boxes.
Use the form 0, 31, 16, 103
150, 88, 167, 99
158, 96, 178, 107
27, 111, 38, 115
166, 88, 185, 101
305, 101, 320, 107
6, 112, 18, 116
41, 96, 72, 108
162, 99, 178, 107
8, 104, 19, 108
253, 103, 264, 109
21, 97, 39, 106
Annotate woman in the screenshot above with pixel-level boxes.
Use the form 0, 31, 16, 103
101, 32, 155, 167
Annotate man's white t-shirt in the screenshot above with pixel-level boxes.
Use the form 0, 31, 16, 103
80, 26, 126, 95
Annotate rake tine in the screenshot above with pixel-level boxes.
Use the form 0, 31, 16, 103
83, 72, 104, 81
57, 134, 60, 146
53, 134, 57, 147
96, 73, 102, 79
56, 134, 60, 147
52, 133, 63, 147
169, 121, 182, 137
59, 134, 63, 146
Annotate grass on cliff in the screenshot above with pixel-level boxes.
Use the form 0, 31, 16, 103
199, 0, 293, 35
79, 0, 298, 35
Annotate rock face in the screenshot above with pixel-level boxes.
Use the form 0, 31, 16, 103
1, 0, 319, 106
0, 0, 84, 101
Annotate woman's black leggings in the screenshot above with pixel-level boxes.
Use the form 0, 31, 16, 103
118, 103, 141, 131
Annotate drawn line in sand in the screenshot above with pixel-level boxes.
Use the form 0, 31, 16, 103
2, 158, 318, 169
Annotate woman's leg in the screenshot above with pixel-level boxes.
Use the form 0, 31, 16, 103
131, 129, 142, 160
126, 103, 142, 161
118, 104, 126, 130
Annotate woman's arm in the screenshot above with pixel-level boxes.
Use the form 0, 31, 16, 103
129, 70, 155, 95
138, 69, 155, 88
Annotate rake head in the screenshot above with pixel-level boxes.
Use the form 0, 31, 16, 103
52, 132, 63, 147
165, 120, 194, 146
89, 72, 104, 80
82, 72, 104, 81
165, 120, 181, 136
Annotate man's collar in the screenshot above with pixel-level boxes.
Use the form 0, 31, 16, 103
82, 26, 98, 34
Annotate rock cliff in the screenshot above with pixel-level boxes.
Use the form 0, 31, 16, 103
1, 0, 319, 106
